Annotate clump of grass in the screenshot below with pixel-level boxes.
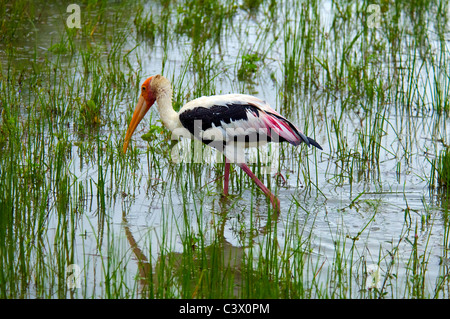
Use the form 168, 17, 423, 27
0, 0, 38, 44
282, 0, 322, 96
78, 100, 102, 127
240, 0, 263, 12
133, 5, 158, 43
175, 0, 237, 48
237, 52, 262, 82
432, 147, 450, 190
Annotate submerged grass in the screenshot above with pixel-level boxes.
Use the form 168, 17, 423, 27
1, 0, 450, 299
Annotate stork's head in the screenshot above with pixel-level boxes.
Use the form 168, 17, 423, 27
123, 76, 156, 153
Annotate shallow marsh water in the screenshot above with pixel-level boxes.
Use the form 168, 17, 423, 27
1, 0, 450, 298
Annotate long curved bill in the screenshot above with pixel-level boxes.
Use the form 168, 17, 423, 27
123, 96, 150, 153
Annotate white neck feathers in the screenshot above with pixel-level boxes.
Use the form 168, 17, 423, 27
151, 76, 180, 132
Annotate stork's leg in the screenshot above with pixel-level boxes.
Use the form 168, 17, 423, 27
238, 163, 280, 212
223, 159, 230, 196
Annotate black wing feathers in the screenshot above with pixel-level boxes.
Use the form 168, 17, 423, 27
179, 103, 259, 135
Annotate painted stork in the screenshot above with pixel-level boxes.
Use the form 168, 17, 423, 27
123, 75, 322, 212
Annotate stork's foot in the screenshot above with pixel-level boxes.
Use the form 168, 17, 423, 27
273, 172, 287, 186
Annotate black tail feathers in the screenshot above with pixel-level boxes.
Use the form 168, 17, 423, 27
307, 137, 323, 150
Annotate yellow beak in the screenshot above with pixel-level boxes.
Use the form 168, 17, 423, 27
123, 96, 150, 153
